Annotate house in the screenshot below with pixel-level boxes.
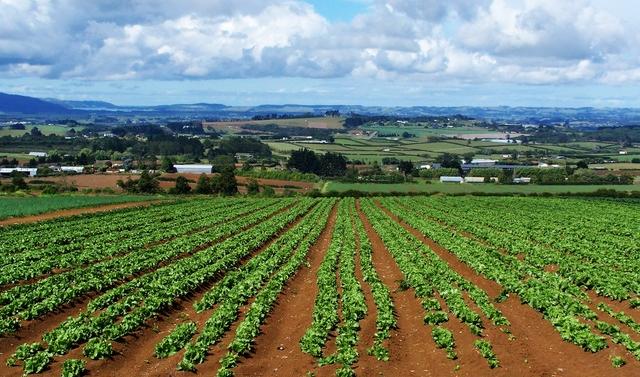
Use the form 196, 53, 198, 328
464, 176, 485, 183
28, 152, 48, 158
440, 176, 463, 183
174, 164, 213, 174
61, 166, 85, 174
0, 167, 38, 177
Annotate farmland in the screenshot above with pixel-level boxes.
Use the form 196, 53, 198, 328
0, 195, 159, 221
0, 196, 639, 376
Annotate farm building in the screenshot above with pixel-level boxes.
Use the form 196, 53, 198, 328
440, 176, 464, 183
464, 176, 486, 183
175, 164, 213, 174
468, 159, 497, 167
513, 177, 532, 184
28, 151, 48, 158
61, 166, 85, 174
0, 167, 38, 177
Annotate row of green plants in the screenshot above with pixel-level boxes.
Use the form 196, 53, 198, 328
351, 201, 396, 361
410, 196, 640, 300
0, 199, 253, 285
9, 200, 315, 374
360, 199, 504, 368
382, 198, 636, 359
0, 200, 292, 335
177, 199, 330, 371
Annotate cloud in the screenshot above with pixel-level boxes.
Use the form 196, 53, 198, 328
0, 0, 639, 85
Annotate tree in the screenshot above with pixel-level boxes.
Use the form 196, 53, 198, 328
287, 149, 320, 174
11, 173, 28, 190
172, 175, 192, 194
195, 174, 212, 194
246, 178, 260, 195
463, 152, 475, 163
211, 155, 235, 172
398, 160, 414, 178
213, 167, 238, 196
319, 152, 347, 177
436, 153, 461, 170
576, 160, 589, 169
117, 171, 161, 193
30, 127, 43, 137
161, 156, 176, 173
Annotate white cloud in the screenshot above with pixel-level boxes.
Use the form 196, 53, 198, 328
0, 0, 639, 85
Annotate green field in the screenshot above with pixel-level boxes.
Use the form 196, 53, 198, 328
0, 195, 160, 220
323, 181, 639, 194
0, 124, 84, 137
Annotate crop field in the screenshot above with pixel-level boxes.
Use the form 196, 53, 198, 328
0, 195, 158, 221
204, 117, 345, 132
0, 196, 639, 376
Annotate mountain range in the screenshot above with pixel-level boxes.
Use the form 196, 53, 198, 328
1, 91, 640, 126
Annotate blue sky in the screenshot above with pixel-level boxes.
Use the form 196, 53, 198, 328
1, 0, 639, 107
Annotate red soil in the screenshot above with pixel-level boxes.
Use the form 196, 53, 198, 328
1, 199, 639, 377
0, 200, 161, 227
375, 200, 640, 376
233, 203, 339, 377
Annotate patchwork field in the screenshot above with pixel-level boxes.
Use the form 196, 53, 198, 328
204, 117, 345, 132
0, 196, 639, 376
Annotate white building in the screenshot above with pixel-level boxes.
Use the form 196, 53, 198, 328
174, 164, 213, 174
464, 176, 485, 183
28, 151, 48, 158
0, 167, 38, 177
440, 176, 464, 183
61, 166, 85, 174
470, 159, 497, 166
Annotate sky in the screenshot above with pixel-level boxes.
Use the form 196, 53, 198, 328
1, 0, 640, 107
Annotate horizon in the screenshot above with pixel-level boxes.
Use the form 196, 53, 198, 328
1, 1, 640, 107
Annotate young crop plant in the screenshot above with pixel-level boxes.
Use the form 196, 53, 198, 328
61, 359, 87, 377
155, 322, 198, 358
353, 200, 396, 362
83, 338, 114, 360
474, 339, 500, 368
299, 203, 345, 359
611, 356, 626, 368
432, 326, 457, 360
178, 200, 333, 372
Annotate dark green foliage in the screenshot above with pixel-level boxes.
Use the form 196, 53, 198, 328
172, 175, 192, 194
62, 359, 86, 377
246, 178, 260, 195
288, 149, 320, 174
83, 338, 113, 360
117, 170, 162, 193
195, 174, 212, 194
213, 167, 238, 196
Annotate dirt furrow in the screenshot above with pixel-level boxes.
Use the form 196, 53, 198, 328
376, 200, 640, 376
233, 203, 339, 377
356, 201, 452, 377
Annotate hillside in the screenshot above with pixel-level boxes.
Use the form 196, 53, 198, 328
0, 92, 72, 115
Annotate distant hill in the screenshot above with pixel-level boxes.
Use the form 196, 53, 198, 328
46, 99, 119, 111
0, 92, 73, 115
